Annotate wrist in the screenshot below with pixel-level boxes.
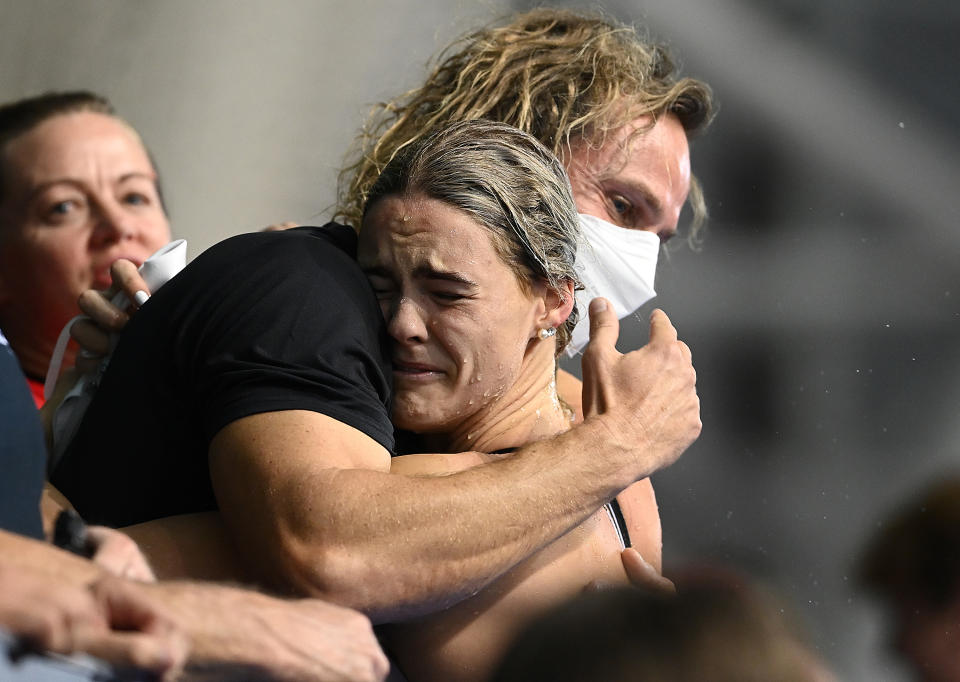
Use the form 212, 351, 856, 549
566, 416, 641, 490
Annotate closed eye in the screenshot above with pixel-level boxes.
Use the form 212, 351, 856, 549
365, 274, 396, 298
432, 291, 468, 303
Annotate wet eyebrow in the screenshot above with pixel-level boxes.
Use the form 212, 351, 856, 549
360, 262, 478, 288
412, 264, 478, 287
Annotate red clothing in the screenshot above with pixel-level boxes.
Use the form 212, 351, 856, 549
26, 375, 45, 408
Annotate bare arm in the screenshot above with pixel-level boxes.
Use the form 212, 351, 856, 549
0, 529, 387, 681
134, 581, 388, 682
209, 300, 700, 623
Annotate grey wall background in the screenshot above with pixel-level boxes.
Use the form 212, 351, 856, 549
3, 1, 958, 679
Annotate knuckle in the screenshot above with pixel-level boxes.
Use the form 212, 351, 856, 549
77, 289, 97, 308
35, 613, 61, 650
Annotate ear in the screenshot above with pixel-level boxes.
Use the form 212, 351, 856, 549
538, 278, 576, 331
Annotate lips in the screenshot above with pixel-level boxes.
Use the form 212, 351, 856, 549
392, 359, 445, 379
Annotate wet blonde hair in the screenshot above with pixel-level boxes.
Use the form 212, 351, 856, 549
364, 119, 580, 353
338, 8, 713, 239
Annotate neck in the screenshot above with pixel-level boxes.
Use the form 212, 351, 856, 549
0, 317, 64, 381
422, 340, 572, 454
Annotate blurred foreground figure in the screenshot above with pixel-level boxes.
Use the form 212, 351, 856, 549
489, 581, 836, 682
860, 477, 960, 682
0, 91, 171, 406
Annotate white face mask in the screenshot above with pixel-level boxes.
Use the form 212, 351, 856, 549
566, 213, 660, 357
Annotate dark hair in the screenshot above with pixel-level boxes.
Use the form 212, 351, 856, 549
0, 91, 165, 211
364, 119, 580, 353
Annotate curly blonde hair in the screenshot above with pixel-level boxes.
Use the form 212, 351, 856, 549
337, 8, 713, 237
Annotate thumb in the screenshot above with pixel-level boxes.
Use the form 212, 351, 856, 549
586, 297, 619, 354
647, 308, 678, 345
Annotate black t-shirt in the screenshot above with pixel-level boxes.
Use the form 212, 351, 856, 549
0, 336, 46, 539
51, 225, 394, 527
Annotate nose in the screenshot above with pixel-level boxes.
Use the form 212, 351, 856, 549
89, 199, 134, 247
656, 222, 677, 243
386, 296, 429, 345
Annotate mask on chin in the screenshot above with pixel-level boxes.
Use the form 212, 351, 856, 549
565, 213, 659, 357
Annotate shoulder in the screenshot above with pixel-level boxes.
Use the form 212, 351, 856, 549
192, 223, 360, 276
163, 223, 376, 323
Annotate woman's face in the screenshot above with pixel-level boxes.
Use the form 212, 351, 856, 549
358, 193, 545, 434
0, 111, 171, 344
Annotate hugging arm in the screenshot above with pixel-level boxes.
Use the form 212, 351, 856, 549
208, 299, 700, 623
70, 267, 698, 621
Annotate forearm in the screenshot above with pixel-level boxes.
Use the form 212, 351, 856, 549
137, 581, 386, 682
0, 529, 103, 585
122, 512, 252, 583
239, 418, 641, 623
138, 582, 283, 680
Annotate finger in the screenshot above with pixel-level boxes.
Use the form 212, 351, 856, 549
77, 290, 129, 332
86, 528, 156, 582
90, 577, 167, 631
4, 609, 76, 655
70, 319, 112, 357
586, 297, 620, 354
73, 626, 187, 680
621, 548, 676, 594
262, 221, 299, 232
647, 308, 679, 345
109, 260, 151, 312
74, 354, 102, 375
